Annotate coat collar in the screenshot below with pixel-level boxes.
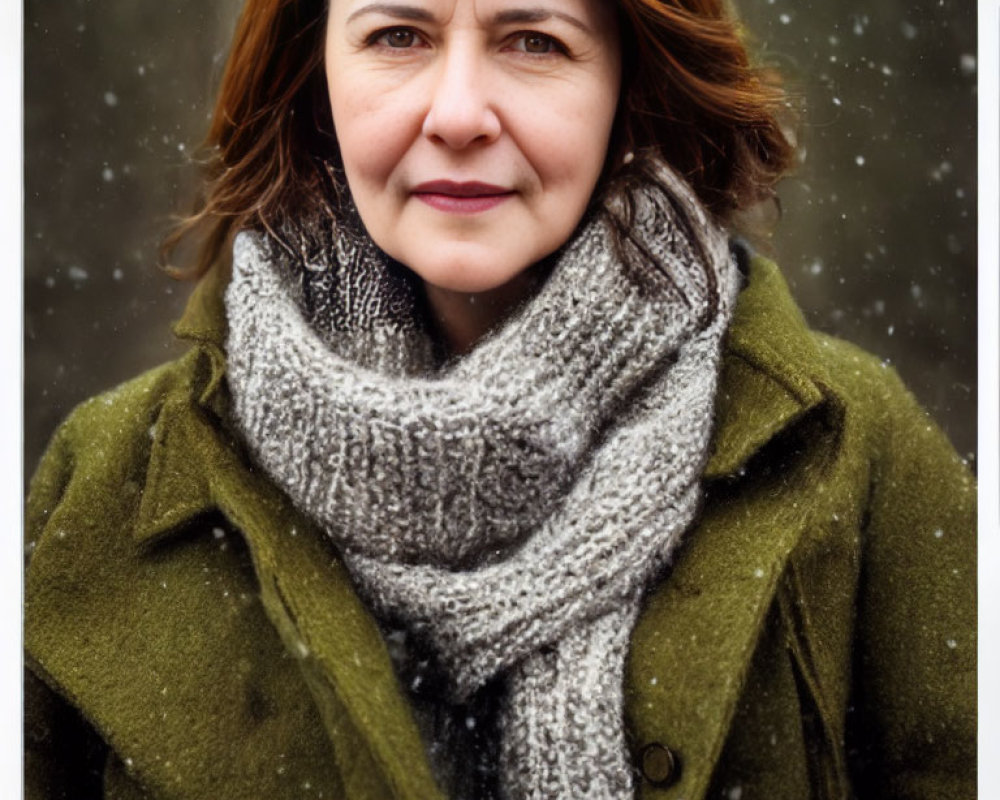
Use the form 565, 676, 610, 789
704, 252, 828, 478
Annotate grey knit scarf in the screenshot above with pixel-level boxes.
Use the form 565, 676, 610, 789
224, 162, 739, 800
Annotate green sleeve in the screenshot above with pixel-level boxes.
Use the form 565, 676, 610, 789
847, 368, 976, 798
25, 423, 108, 800
25, 422, 73, 555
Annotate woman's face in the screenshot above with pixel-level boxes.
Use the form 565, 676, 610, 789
325, 0, 622, 294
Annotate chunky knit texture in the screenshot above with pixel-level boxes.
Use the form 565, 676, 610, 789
225, 163, 740, 800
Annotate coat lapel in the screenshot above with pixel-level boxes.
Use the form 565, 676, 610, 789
137, 263, 445, 798
628, 255, 840, 798
135, 394, 445, 800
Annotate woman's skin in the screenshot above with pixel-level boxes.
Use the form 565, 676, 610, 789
325, 0, 622, 352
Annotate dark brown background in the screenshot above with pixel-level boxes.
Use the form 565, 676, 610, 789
24, 0, 977, 477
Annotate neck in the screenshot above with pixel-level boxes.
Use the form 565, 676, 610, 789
422, 268, 546, 355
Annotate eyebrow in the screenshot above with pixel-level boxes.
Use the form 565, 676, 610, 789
347, 4, 436, 24
492, 8, 592, 34
346, 3, 593, 34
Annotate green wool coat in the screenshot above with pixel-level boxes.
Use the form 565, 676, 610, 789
24, 255, 976, 800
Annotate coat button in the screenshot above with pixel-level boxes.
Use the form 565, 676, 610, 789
640, 743, 680, 787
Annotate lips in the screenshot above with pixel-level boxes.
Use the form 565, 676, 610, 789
411, 180, 514, 214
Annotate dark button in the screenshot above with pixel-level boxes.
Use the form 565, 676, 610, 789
640, 742, 680, 787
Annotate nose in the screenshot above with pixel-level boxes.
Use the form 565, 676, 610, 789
421, 44, 502, 149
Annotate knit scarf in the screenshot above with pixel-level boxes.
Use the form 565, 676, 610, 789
224, 162, 739, 799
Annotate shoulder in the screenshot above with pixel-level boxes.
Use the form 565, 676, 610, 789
25, 346, 220, 552
37, 255, 234, 494
811, 330, 915, 416
810, 332, 916, 441
51, 347, 212, 455
720, 251, 961, 475
35, 339, 221, 464
810, 330, 971, 494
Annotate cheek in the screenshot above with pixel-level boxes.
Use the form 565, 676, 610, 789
515, 78, 619, 192
327, 74, 418, 186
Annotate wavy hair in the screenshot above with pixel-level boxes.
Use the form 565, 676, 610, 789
163, 0, 794, 279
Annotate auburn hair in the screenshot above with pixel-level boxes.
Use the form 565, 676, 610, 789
163, 0, 795, 279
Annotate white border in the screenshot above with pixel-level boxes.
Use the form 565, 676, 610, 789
4, 0, 23, 795
979, 0, 1000, 794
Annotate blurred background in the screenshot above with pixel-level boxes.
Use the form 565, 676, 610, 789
24, 0, 977, 477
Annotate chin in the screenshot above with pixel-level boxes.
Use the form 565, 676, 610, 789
395, 246, 533, 296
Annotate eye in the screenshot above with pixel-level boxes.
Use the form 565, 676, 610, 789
510, 32, 564, 55
372, 27, 420, 48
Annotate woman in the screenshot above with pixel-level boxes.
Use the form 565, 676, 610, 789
24, 0, 975, 798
